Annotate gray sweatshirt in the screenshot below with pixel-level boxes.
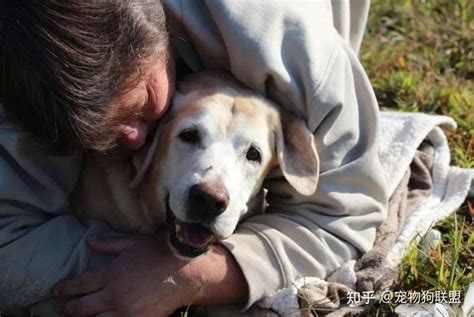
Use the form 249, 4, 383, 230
0, 0, 387, 314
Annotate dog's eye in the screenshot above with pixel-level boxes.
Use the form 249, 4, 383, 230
178, 129, 201, 145
246, 146, 261, 163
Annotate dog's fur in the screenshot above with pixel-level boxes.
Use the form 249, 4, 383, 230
71, 71, 319, 256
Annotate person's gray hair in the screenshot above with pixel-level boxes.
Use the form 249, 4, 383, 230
0, 0, 169, 153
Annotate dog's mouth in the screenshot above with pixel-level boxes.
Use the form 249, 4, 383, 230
166, 198, 215, 258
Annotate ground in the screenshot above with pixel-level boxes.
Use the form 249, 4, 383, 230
360, 0, 473, 314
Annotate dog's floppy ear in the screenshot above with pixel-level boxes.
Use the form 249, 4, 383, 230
130, 122, 164, 188
274, 115, 319, 196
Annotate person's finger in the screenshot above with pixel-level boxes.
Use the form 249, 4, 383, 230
54, 290, 112, 317
54, 270, 106, 299
87, 235, 135, 254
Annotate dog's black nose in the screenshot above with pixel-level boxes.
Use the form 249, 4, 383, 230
189, 183, 229, 220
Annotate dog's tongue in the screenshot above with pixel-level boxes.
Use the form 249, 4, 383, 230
175, 219, 214, 248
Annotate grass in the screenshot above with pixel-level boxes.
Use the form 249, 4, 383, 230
361, 0, 473, 168
360, 0, 473, 315
400, 213, 473, 292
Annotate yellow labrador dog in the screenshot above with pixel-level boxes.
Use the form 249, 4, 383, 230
71, 71, 319, 258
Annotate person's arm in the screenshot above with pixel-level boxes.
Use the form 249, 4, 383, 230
51, 232, 246, 317
164, 0, 388, 308
0, 112, 118, 314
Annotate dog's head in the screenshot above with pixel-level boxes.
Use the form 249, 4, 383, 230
131, 71, 319, 258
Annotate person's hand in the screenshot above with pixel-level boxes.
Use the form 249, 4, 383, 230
53, 231, 201, 317
53, 230, 248, 317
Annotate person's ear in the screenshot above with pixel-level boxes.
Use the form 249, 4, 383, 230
274, 115, 319, 196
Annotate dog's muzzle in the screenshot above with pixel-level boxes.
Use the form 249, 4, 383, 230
166, 198, 215, 258
166, 184, 230, 258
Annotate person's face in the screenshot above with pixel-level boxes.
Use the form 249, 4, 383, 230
116, 58, 175, 150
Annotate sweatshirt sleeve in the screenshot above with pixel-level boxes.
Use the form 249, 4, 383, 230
0, 113, 118, 313
164, 0, 388, 308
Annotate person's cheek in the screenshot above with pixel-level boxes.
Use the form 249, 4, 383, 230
143, 65, 175, 122
145, 90, 170, 121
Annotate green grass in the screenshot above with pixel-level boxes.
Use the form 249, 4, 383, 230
360, 0, 473, 314
361, 0, 473, 168
400, 212, 473, 292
